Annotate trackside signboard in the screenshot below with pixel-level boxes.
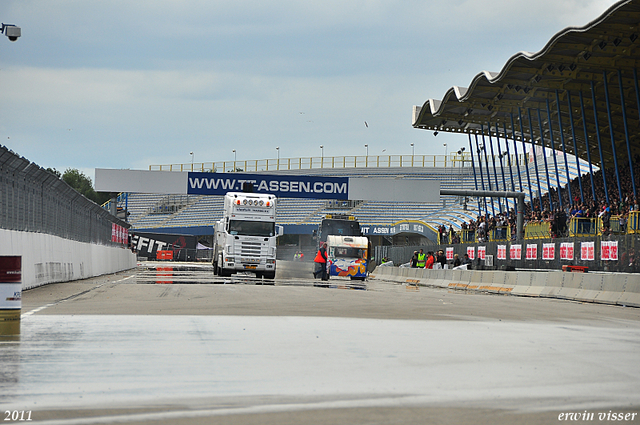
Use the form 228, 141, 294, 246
187, 172, 349, 199
95, 168, 440, 202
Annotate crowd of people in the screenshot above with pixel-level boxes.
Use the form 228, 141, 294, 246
448, 158, 640, 241
408, 248, 472, 269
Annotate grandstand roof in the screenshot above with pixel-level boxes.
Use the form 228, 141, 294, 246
412, 0, 640, 168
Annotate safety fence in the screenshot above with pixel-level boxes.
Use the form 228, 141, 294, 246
149, 152, 528, 173
375, 234, 640, 273
0, 145, 129, 245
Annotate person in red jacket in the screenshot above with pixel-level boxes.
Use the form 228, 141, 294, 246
314, 242, 328, 280
425, 251, 435, 269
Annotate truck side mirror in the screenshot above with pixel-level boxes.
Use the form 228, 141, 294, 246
276, 225, 284, 236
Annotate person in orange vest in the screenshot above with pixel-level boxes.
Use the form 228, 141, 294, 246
425, 251, 435, 269
314, 242, 328, 280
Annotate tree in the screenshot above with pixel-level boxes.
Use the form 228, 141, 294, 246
46, 167, 61, 178
58, 168, 114, 206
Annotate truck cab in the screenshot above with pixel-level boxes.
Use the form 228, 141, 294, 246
213, 192, 281, 279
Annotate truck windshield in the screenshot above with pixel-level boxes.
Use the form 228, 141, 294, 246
320, 219, 361, 241
229, 220, 275, 237
333, 247, 366, 259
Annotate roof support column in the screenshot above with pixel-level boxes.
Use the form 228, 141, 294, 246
517, 108, 535, 206
509, 113, 524, 193
537, 108, 554, 211
474, 134, 489, 216
591, 80, 610, 204
555, 90, 573, 206
619, 69, 637, 200
578, 91, 597, 202
567, 91, 585, 203
545, 99, 563, 209
527, 108, 544, 212
502, 122, 516, 192
495, 123, 510, 212
486, 123, 503, 214
468, 134, 483, 215
480, 125, 496, 216
602, 70, 623, 202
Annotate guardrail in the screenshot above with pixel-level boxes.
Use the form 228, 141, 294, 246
524, 222, 552, 239
149, 153, 527, 173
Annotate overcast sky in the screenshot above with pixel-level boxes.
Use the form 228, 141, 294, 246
0, 0, 620, 183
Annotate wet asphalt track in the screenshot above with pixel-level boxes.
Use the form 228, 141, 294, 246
2, 261, 640, 425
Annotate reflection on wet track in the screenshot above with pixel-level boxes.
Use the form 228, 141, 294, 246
2, 261, 639, 424
135, 262, 369, 290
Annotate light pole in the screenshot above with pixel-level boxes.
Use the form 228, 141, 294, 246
232, 149, 236, 171
410, 143, 414, 156
364, 144, 368, 156
458, 146, 465, 168
190, 151, 194, 171
320, 145, 324, 166
443, 143, 448, 167
276, 147, 280, 170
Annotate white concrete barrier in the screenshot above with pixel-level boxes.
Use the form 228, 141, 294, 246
371, 266, 639, 308
617, 274, 640, 307
0, 229, 137, 290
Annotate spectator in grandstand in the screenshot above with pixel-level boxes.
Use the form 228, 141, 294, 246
619, 212, 628, 233
462, 253, 471, 265
453, 254, 461, 268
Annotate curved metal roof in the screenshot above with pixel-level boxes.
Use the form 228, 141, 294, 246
412, 0, 640, 168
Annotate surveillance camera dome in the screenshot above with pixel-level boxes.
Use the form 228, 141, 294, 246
8, 36, 17, 42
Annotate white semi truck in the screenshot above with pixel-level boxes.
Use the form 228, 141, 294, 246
212, 192, 281, 279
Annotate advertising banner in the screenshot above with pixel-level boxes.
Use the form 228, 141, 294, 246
510, 244, 522, 260
601, 241, 618, 261
477, 246, 486, 260
130, 232, 198, 261
526, 244, 538, 260
560, 242, 574, 260
187, 172, 349, 199
446, 247, 454, 260
542, 243, 555, 260
497, 245, 507, 260
581, 241, 595, 261
467, 246, 475, 261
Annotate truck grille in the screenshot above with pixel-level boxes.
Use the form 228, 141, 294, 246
240, 241, 263, 257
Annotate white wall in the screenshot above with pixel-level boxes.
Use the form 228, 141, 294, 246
0, 229, 137, 290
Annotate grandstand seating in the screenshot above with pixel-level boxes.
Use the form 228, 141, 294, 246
117, 151, 590, 234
